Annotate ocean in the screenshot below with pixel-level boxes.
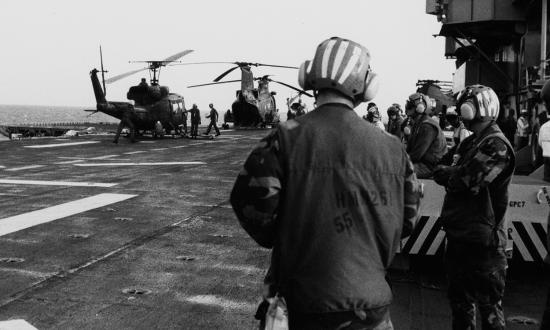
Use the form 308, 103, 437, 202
0, 104, 119, 126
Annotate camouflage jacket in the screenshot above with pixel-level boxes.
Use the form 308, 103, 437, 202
434, 122, 515, 248
230, 103, 423, 313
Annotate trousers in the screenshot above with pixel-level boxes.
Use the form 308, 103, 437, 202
446, 244, 507, 330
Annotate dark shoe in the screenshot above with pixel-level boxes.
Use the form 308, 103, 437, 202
216, 133, 220, 136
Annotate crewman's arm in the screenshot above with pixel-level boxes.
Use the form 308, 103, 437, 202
230, 130, 283, 248
402, 152, 423, 238
407, 123, 437, 163
445, 137, 511, 194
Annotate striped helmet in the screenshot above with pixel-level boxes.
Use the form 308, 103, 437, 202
456, 85, 499, 121
298, 37, 379, 102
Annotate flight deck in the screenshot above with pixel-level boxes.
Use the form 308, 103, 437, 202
0, 131, 546, 329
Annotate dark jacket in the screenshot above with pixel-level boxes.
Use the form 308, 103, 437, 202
230, 103, 422, 314
190, 108, 201, 124
206, 108, 218, 122
406, 114, 447, 167
387, 116, 404, 140
435, 123, 515, 249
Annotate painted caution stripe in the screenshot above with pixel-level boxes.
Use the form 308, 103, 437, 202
510, 221, 548, 262
399, 216, 445, 255
397, 217, 549, 262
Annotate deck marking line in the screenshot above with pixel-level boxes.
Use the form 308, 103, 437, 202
74, 162, 205, 166
171, 146, 187, 149
124, 151, 146, 154
90, 154, 120, 160
55, 160, 84, 164
25, 141, 100, 148
5, 165, 45, 172
151, 148, 168, 151
0, 319, 38, 330
0, 193, 136, 237
0, 179, 117, 188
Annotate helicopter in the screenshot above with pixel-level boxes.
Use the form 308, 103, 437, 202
185, 62, 312, 128
88, 47, 193, 143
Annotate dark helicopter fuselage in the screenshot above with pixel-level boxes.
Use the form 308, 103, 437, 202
90, 69, 187, 134
231, 66, 277, 127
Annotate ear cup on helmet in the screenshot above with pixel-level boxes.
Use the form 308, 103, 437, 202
416, 103, 426, 113
362, 71, 379, 102
460, 101, 476, 120
298, 61, 311, 90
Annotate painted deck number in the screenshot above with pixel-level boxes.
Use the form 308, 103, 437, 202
509, 201, 526, 207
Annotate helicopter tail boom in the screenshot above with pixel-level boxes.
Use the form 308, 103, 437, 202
90, 69, 107, 104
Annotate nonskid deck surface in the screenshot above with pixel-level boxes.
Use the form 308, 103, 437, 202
0, 131, 546, 329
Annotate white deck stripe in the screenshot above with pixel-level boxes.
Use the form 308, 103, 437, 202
0, 179, 117, 188
55, 160, 84, 164
5, 165, 45, 171
25, 141, 100, 148
90, 154, 120, 160
426, 230, 446, 255
151, 148, 168, 151
74, 162, 205, 166
524, 222, 547, 260
0, 193, 136, 236
0, 320, 38, 330
410, 216, 437, 254
124, 151, 146, 154
0, 165, 5, 169
171, 146, 187, 149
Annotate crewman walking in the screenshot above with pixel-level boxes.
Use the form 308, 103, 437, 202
204, 103, 220, 136
433, 85, 515, 330
231, 36, 423, 330
190, 104, 201, 138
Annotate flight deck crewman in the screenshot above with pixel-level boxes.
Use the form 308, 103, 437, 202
405, 92, 447, 178
433, 85, 515, 330
204, 103, 220, 136
387, 105, 404, 139
190, 104, 201, 138
230, 36, 423, 330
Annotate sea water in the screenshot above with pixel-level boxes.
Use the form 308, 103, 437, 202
0, 104, 119, 126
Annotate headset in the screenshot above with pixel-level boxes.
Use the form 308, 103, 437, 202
459, 100, 476, 121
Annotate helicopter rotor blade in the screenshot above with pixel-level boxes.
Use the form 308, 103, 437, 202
213, 66, 240, 82
169, 61, 236, 66
269, 79, 313, 97
252, 63, 299, 69
105, 67, 148, 84
106, 50, 193, 84
188, 79, 242, 88
162, 49, 194, 63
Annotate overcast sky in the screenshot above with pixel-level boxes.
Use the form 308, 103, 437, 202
0, 0, 455, 117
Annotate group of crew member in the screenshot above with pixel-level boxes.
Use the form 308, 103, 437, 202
175, 103, 221, 139
230, 36, 524, 329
